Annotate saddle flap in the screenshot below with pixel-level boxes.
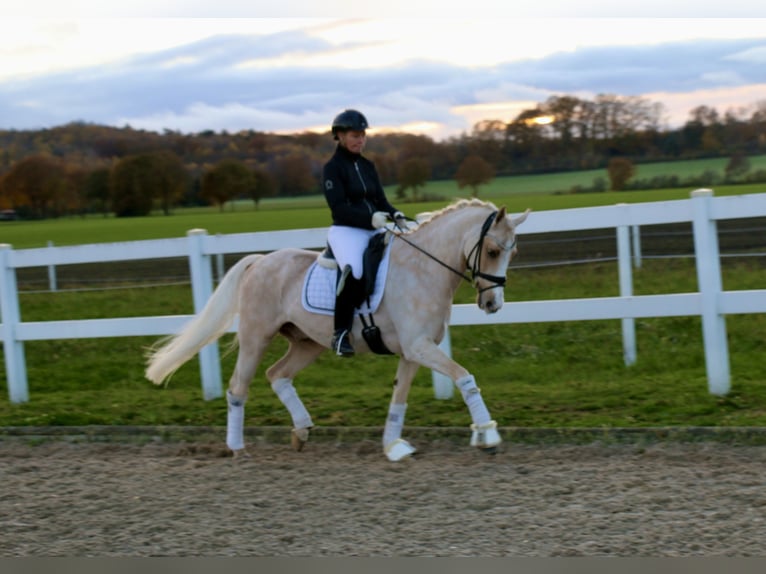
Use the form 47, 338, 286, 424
362, 232, 388, 298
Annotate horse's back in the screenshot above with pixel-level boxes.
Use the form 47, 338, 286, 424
238, 247, 318, 306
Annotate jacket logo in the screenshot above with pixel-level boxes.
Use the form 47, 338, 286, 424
325, 180, 333, 191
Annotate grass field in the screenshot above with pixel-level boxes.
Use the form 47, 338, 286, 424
0, 249, 766, 427
1, 253, 765, 429
2, 183, 765, 249
1, 157, 765, 430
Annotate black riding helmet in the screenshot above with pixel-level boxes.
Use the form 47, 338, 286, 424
331, 109, 369, 140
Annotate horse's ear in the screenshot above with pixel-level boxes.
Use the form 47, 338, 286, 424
494, 206, 507, 224
511, 208, 531, 227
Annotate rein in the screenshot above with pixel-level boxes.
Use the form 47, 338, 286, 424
392, 211, 511, 294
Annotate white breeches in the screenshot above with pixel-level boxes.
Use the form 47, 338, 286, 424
327, 225, 383, 280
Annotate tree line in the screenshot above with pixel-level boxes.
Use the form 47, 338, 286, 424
1, 93, 765, 218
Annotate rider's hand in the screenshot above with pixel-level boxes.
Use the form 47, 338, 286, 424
371, 211, 389, 229
393, 211, 409, 230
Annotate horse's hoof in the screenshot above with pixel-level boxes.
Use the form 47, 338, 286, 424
231, 448, 251, 459
481, 446, 498, 455
291, 427, 310, 452
384, 438, 416, 462
470, 420, 502, 449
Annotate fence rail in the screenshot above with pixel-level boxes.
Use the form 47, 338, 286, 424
2, 189, 766, 403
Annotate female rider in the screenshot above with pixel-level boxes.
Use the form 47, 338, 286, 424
322, 109, 406, 356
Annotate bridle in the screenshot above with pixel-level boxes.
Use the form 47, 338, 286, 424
392, 211, 515, 295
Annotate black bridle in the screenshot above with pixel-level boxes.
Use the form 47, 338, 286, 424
392, 211, 515, 295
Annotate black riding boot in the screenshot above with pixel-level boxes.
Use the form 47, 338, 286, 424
332, 267, 361, 357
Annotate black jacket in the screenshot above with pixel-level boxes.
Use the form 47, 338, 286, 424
322, 144, 398, 229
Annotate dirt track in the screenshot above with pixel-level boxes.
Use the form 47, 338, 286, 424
2, 436, 765, 557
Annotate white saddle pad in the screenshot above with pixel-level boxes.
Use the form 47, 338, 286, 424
301, 240, 393, 316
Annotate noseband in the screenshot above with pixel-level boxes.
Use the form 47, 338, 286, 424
392, 210, 514, 295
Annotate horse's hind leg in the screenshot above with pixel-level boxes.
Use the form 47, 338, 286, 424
382, 357, 420, 461
226, 335, 271, 455
266, 336, 325, 452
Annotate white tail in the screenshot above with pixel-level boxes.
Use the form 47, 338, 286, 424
145, 254, 262, 384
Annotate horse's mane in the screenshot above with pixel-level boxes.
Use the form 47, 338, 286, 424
413, 198, 498, 231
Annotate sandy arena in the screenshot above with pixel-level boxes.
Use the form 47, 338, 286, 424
1, 432, 765, 557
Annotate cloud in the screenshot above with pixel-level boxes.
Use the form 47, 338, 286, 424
1, 30, 765, 139
724, 45, 766, 64
6, 0, 766, 18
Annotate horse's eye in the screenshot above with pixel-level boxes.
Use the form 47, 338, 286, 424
487, 249, 499, 259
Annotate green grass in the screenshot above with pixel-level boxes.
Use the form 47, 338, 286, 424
1, 259, 765, 429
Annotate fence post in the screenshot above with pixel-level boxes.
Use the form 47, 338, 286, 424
187, 229, 223, 400
690, 189, 730, 396
47, 240, 57, 291
631, 224, 642, 268
616, 207, 637, 366
215, 233, 225, 285
431, 328, 454, 399
0, 244, 29, 403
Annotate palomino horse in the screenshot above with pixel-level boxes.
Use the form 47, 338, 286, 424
145, 198, 530, 461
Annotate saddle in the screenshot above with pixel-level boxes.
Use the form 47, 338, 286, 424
318, 232, 388, 301
317, 232, 393, 355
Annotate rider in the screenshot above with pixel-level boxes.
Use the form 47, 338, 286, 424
322, 109, 407, 357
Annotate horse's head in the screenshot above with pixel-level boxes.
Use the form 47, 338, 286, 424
467, 206, 530, 314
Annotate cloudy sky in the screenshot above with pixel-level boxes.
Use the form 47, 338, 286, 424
1, 2, 765, 141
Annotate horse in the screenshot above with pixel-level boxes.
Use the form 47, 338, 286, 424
145, 198, 530, 461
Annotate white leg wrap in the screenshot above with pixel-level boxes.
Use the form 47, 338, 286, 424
226, 390, 246, 451
382, 403, 407, 448
271, 378, 313, 430
384, 438, 417, 461
455, 374, 491, 426
470, 420, 502, 448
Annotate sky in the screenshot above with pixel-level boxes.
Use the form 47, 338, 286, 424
1, 2, 765, 141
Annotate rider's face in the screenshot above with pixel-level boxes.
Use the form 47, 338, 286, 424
339, 130, 366, 154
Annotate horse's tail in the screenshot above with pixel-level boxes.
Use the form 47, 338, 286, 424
145, 253, 263, 385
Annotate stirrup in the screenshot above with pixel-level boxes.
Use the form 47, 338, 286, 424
332, 329, 355, 357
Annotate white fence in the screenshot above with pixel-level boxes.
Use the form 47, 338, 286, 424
2, 189, 766, 404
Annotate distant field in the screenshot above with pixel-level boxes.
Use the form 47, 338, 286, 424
1, 155, 765, 249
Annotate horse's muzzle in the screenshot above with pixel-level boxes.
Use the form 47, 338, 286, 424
478, 292, 503, 314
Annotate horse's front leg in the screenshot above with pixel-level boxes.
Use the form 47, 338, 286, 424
406, 336, 501, 453
383, 357, 420, 461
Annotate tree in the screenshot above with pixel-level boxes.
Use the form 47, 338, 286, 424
109, 154, 158, 217
273, 151, 317, 196
251, 166, 278, 209
0, 154, 65, 218
607, 157, 635, 191
84, 168, 111, 216
455, 155, 495, 197
201, 159, 255, 211
152, 151, 188, 215
724, 153, 751, 181
109, 151, 187, 217
470, 120, 506, 169
397, 158, 431, 201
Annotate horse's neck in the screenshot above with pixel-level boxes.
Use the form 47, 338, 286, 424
414, 208, 480, 265
392, 208, 481, 288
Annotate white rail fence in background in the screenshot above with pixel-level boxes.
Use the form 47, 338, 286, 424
2, 189, 766, 404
